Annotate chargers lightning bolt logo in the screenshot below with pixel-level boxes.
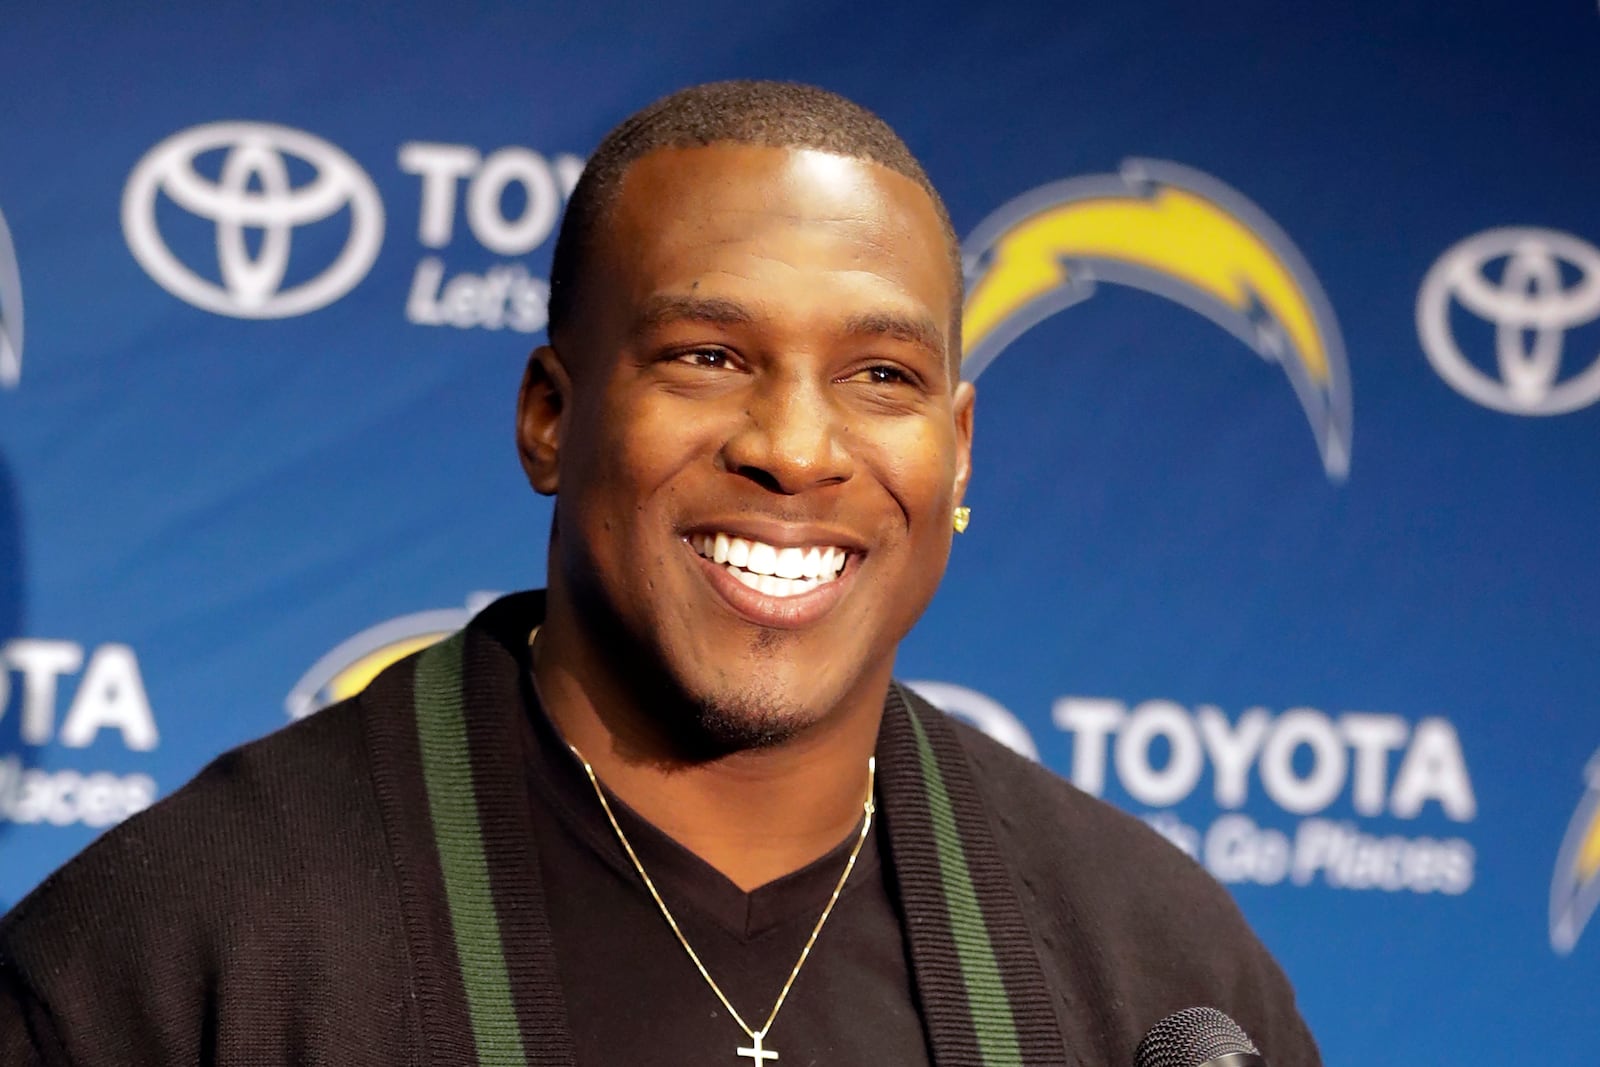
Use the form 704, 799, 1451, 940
284, 594, 498, 719
0, 204, 22, 389
962, 159, 1352, 480
1551, 747, 1600, 955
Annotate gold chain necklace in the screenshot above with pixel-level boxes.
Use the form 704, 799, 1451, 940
568, 744, 876, 1065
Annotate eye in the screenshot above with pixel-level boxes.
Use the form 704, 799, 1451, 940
848, 364, 917, 386
673, 347, 735, 369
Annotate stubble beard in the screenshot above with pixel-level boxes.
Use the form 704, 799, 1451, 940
570, 577, 821, 760
647, 635, 825, 758
682, 687, 805, 753
610, 666, 819, 762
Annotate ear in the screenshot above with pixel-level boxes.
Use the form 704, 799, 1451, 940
951, 379, 975, 506
517, 345, 570, 496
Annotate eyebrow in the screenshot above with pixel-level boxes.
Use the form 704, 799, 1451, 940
634, 294, 756, 333
633, 294, 949, 361
841, 310, 948, 359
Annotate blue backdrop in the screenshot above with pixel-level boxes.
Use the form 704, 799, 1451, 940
3, 2, 1598, 1062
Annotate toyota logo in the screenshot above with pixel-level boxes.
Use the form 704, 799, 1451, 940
122, 121, 384, 318
1417, 227, 1600, 416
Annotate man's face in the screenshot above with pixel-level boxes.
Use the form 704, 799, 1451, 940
537, 143, 973, 747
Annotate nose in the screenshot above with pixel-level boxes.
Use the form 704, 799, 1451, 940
719, 371, 853, 494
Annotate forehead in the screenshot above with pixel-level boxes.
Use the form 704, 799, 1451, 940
594, 144, 956, 346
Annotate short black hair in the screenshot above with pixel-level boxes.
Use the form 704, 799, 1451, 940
546, 79, 961, 347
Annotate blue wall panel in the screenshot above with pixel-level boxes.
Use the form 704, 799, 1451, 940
2, 2, 1597, 1060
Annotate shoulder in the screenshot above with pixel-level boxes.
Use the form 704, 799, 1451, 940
914, 697, 1322, 1065
894, 688, 1254, 937
13, 694, 376, 917
940, 706, 1209, 885
0, 694, 416, 1061
2, 695, 390, 969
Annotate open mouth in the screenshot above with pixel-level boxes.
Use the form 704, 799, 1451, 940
690, 532, 851, 599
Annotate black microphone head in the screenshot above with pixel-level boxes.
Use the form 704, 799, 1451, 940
1135, 1006, 1263, 1067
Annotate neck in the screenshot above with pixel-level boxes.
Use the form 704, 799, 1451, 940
531, 600, 885, 892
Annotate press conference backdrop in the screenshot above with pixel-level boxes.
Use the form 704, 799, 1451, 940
2, 1, 1597, 1060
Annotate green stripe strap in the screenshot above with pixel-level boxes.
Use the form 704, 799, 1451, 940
414, 632, 528, 1066
907, 709, 1025, 1066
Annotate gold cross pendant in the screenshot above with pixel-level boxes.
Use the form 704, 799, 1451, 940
736, 1032, 778, 1063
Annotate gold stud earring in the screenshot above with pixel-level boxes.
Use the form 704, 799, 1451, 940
952, 506, 971, 534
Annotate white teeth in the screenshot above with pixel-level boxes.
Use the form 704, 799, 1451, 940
747, 541, 777, 576
775, 546, 805, 579
690, 533, 851, 597
765, 575, 819, 597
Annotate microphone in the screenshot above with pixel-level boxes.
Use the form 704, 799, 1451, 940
1134, 1007, 1266, 1067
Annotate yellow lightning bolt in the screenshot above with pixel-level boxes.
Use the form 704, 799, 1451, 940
964, 184, 1330, 387
1579, 805, 1600, 882
326, 633, 448, 704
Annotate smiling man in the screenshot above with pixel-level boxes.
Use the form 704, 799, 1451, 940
522, 127, 974, 893
1, 82, 1320, 1066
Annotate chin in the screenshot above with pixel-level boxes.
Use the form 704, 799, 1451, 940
648, 629, 851, 755
650, 672, 821, 756
686, 695, 808, 753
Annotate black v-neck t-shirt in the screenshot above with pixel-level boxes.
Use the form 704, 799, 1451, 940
520, 698, 933, 1067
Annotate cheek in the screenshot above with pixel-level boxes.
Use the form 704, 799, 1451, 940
866, 423, 960, 525
584, 392, 710, 516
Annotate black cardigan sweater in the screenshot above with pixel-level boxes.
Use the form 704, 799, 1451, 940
0, 592, 1320, 1066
